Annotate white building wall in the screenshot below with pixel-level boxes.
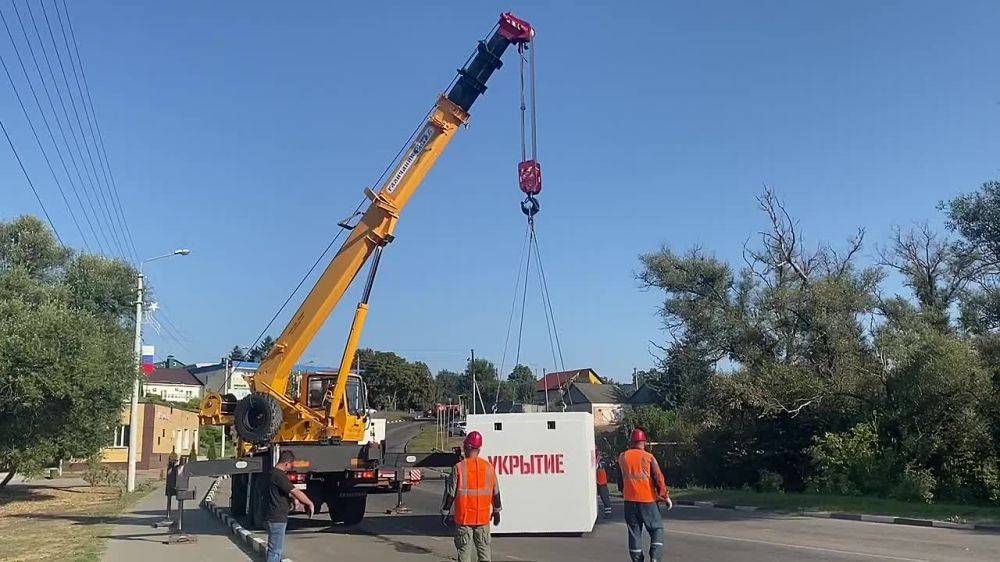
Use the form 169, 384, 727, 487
192, 366, 253, 399
145, 383, 202, 403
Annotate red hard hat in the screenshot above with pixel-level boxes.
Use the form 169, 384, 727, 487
464, 431, 484, 449
630, 428, 648, 443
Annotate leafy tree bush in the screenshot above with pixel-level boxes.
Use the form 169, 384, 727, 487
807, 422, 893, 496
0, 216, 135, 488
633, 185, 1000, 503
82, 455, 126, 491
756, 470, 785, 493
890, 467, 936, 504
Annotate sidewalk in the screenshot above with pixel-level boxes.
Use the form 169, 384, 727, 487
102, 477, 250, 562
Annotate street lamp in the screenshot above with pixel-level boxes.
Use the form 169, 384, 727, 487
126, 249, 191, 492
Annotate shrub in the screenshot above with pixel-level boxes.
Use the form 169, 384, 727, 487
890, 466, 935, 503
82, 454, 125, 490
807, 422, 893, 496
618, 406, 677, 442
756, 469, 784, 493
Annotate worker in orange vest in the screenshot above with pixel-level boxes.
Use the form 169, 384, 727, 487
617, 427, 671, 562
596, 451, 613, 518
442, 431, 502, 562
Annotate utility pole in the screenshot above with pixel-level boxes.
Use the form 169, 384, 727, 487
543, 367, 549, 411
221, 358, 230, 457
127, 249, 190, 492
633, 367, 639, 391
469, 348, 476, 416
126, 272, 144, 493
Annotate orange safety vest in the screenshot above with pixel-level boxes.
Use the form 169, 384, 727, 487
453, 457, 499, 526
618, 448, 663, 503
596, 466, 609, 486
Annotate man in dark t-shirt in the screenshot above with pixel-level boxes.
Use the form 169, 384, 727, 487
266, 450, 315, 562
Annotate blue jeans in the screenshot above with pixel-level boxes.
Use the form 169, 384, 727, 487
266, 522, 287, 562
624, 501, 664, 562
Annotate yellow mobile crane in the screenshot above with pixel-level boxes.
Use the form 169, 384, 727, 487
185, 12, 535, 529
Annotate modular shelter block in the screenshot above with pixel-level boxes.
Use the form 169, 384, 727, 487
466, 412, 597, 534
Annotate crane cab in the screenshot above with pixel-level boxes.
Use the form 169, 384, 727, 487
301, 371, 368, 416
290, 370, 371, 444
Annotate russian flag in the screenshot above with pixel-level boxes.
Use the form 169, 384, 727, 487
141, 345, 156, 375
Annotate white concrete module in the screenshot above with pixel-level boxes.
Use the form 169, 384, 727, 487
466, 412, 597, 534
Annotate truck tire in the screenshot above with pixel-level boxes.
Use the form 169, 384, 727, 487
248, 472, 268, 529
234, 392, 283, 444
329, 494, 367, 525
230, 473, 248, 517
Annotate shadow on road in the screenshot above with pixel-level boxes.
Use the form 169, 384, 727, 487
286, 512, 452, 538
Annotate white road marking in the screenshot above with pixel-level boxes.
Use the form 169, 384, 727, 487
665, 528, 932, 561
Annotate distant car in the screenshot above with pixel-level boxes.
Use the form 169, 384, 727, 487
447, 421, 467, 437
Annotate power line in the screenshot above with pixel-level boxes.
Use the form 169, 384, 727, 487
57, 0, 139, 263
14, 0, 127, 261
0, 48, 86, 248
3, 1, 113, 255
0, 5, 103, 252
0, 115, 62, 244
37, 0, 133, 263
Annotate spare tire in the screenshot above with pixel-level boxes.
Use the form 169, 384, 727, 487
233, 392, 283, 444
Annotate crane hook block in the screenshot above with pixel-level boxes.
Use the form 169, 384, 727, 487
521, 195, 540, 217
518, 159, 542, 195
499, 12, 534, 44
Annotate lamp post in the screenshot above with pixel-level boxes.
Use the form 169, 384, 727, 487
126, 249, 190, 492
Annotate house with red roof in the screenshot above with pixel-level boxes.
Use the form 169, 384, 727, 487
536, 368, 602, 405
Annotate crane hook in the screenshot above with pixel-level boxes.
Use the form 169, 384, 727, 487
521, 195, 540, 217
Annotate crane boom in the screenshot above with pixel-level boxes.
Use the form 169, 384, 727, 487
200, 13, 534, 445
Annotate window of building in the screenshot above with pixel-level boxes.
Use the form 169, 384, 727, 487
112, 425, 130, 447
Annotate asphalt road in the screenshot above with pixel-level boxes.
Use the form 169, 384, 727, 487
220, 422, 1000, 561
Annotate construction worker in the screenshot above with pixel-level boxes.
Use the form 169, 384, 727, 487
265, 450, 315, 562
441, 430, 502, 562
596, 451, 613, 518
617, 427, 671, 562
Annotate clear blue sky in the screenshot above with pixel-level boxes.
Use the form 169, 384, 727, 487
3, 1, 999, 382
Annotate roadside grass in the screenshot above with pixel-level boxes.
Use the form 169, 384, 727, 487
671, 487, 1000, 524
373, 410, 414, 422
0, 479, 155, 562
406, 423, 463, 452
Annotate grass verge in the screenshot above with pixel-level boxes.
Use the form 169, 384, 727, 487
0, 478, 156, 562
374, 410, 414, 422
406, 423, 463, 452
671, 487, 1000, 524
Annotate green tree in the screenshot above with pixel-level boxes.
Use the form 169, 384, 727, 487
434, 370, 462, 404
228, 345, 246, 362
941, 180, 1000, 333
247, 336, 276, 362
637, 188, 883, 490
0, 216, 135, 488
462, 358, 504, 412
507, 364, 537, 403
357, 348, 434, 410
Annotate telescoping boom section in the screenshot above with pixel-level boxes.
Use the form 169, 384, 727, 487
200, 13, 535, 445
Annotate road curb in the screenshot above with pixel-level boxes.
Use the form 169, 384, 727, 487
201, 476, 296, 562
676, 499, 996, 533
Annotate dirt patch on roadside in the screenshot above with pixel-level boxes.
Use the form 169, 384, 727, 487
0, 482, 147, 562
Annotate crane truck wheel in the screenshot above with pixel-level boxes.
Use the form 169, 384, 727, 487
328, 494, 367, 525
233, 392, 283, 444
